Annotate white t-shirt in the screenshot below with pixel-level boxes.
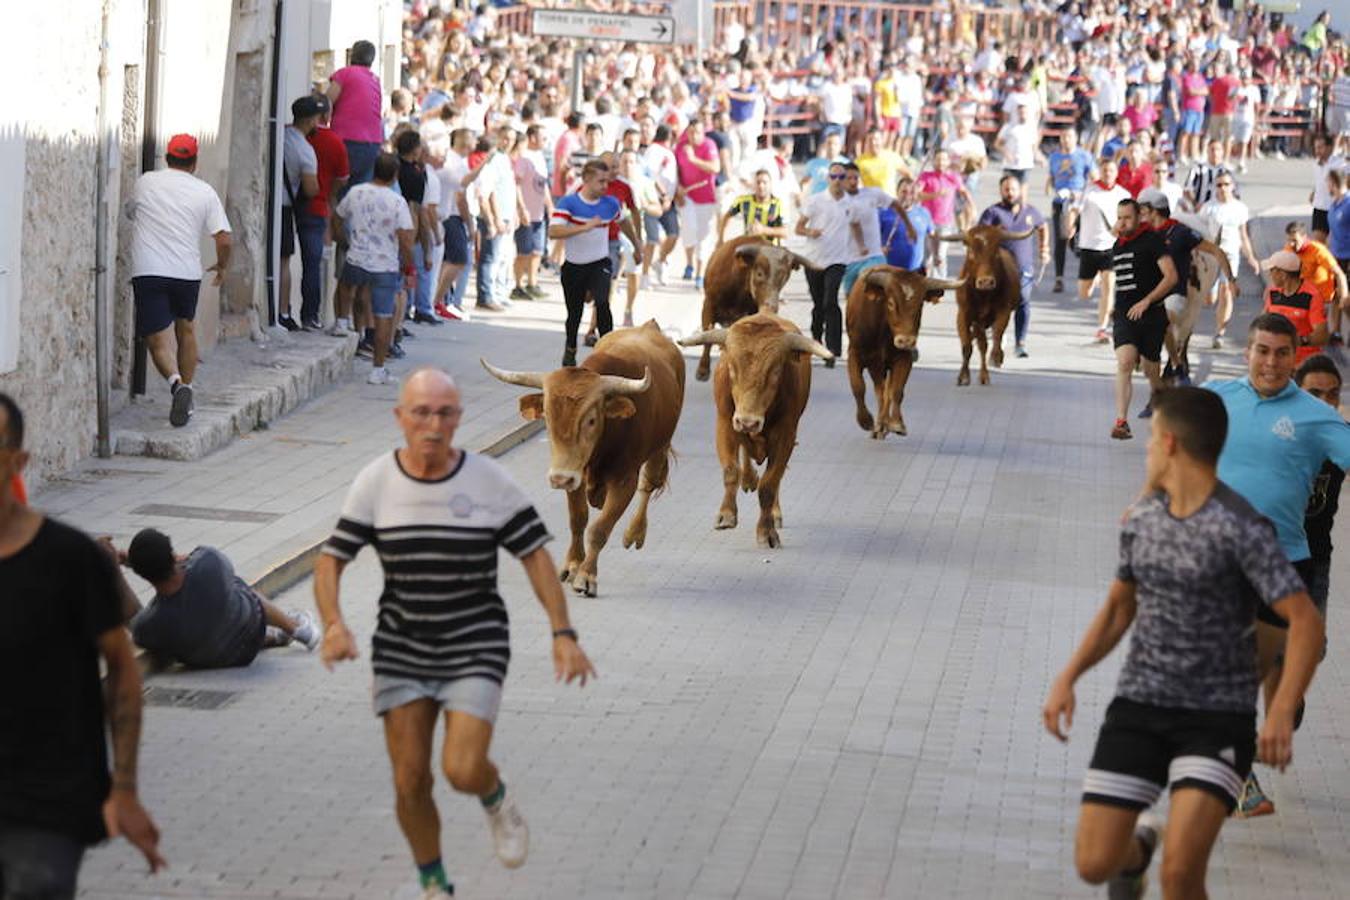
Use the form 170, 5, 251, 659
1234, 85, 1261, 125
848, 188, 894, 258
799, 190, 860, 268
1077, 182, 1131, 251
336, 182, 414, 274
128, 169, 231, 280
946, 133, 987, 164
422, 160, 442, 214
893, 72, 924, 117
817, 82, 854, 126
1312, 153, 1348, 211
1091, 65, 1125, 116
1199, 198, 1250, 260
998, 123, 1039, 171
641, 143, 678, 197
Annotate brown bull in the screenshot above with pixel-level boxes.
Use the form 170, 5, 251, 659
939, 223, 1035, 386
680, 313, 831, 548
694, 235, 813, 381
482, 320, 685, 597
845, 266, 964, 438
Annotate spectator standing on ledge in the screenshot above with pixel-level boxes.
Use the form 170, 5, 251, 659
278, 96, 321, 332
327, 40, 384, 188
0, 393, 167, 894
305, 94, 351, 335
126, 133, 232, 429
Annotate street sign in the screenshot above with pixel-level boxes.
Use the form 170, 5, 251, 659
531, 9, 676, 45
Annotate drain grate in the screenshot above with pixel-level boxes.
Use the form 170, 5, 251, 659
131, 503, 279, 524
142, 686, 240, 710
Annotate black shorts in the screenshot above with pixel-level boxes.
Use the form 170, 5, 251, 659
1256, 556, 1316, 627
280, 205, 296, 257
1083, 697, 1255, 813
443, 215, 470, 266
1312, 208, 1330, 235
1101, 112, 1121, 128
1079, 248, 1114, 280
132, 276, 201, 337
1112, 307, 1168, 361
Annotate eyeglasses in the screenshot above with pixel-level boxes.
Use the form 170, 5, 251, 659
828, 173, 847, 180
405, 405, 463, 421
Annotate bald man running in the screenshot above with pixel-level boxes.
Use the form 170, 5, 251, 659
315, 368, 596, 899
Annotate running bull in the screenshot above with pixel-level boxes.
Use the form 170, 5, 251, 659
680, 313, 832, 548
694, 235, 814, 382
482, 320, 685, 597
938, 222, 1036, 386
845, 266, 964, 438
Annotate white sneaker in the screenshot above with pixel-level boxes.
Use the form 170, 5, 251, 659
419, 887, 453, 900
367, 367, 394, 386
289, 611, 319, 651
640, 273, 652, 291
654, 260, 667, 286
485, 792, 529, 868
326, 322, 349, 337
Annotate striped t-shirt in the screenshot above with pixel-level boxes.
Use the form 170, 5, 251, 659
323, 451, 552, 684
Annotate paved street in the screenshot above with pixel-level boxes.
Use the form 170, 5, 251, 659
60, 157, 1350, 898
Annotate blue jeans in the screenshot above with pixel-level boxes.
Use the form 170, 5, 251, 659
412, 243, 434, 316
1014, 269, 1034, 345
343, 140, 380, 188
295, 212, 327, 323
476, 217, 498, 306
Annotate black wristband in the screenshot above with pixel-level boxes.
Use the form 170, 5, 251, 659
553, 628, 578, 641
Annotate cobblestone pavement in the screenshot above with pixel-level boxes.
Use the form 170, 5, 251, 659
64, 158, 1350, 898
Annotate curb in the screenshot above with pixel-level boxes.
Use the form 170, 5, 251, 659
244, 418, 546, 599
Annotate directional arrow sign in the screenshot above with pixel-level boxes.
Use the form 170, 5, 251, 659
531, 9, 678, 45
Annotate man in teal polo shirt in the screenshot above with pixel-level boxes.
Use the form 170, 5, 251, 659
1204, 311, 1350, 816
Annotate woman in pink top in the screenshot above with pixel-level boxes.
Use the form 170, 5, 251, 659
326, 40, 384, 186
915, 149, 971, 277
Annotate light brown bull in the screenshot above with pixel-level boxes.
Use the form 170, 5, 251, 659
694, 235, 814, 381
938, 223, 1036, 386
482, 320, 685, 596
680, 313, 832, 548
845, 266, 964, 438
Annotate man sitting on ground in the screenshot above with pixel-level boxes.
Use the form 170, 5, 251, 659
118, 528, 318, 668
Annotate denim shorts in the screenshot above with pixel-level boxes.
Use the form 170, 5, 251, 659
372, 673, 503, 723
443, 215, 470, 265
514, 220, 545, 255
340, 262, 400, 317
1180, 108, 1205, 135
644, 206, 678, 242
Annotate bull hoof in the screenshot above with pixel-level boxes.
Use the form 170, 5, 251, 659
888, 418, 908, 436
559, 562, 579, 583
857, 410, 875, 432
992, 347, 1005, 368
740, 470, 759, 493
756, 527, 782, 549
570, 571, 598, 597
695, 365, 710, 382
870, 424, 886, 440
715, 510, 738, 529
957, 371, 971, 386
773, 512, 783, 529
979, 370, 991, 386
622, 522, 647, 550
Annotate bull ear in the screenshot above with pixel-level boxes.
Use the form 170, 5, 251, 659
734, 244, 761, 268
924, 291, 944, 305
518, 393, 545, 421
603, 396, 637, 419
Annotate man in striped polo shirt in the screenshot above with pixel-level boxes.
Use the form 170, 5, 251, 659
315, 368, 596, 899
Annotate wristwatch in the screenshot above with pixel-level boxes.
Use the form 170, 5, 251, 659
552, 628, 578, 641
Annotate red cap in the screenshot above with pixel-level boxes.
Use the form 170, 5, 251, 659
166, 133, 198, 160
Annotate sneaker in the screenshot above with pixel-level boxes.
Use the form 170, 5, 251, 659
824, 357, 836, 369
584, 330, 598, 347
484, 793, 529, 869
476, 300, 506, 313
419, 887, 453, 900
1234, 772, 1275, 818
510, 286, 530, 301
1015, 343, 1029, 359
1106, 811, 1161, 900
326, 322, 350, 337
1094, 328, 1110, 344
527, 284, 547, 300
694, 276, 704, 291
682, 265, 694, 281
1111, 419, 1132, 440
622, 311, 635, 327
1212, 334, 1224, 349
1138, 401, 1153, 419
355, 338, 374, 359
301, 317, 323, 332
278, 314, 301, 332
388, 342, 407, 360
169, 382, 194, 428
289, 611, 319, 651
441, 304, 468, 322
640, 274, 652, 291
562, 346, 577, 367
413, 310, 442, 326
367, 367, 394, 386
498, 297, 515, 309
655, 260, 667, 285
1053, 278, 1064, 294
399, 326, 415, 340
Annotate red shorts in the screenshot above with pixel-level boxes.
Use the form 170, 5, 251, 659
881, 115, 902, 133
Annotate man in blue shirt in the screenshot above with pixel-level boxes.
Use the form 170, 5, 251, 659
1045, 129, 1095, 293
880, 175, 933, 272
978, 175, 1049, 358
1204, 312, 1350, 815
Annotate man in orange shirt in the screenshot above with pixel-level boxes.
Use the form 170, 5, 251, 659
1285, 221, 1348, 338
1262, 249, 1330, 362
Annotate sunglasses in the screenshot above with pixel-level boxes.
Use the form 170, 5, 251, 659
829, 173, 847, 180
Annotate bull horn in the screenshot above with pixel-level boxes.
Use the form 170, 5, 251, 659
789, 251, 818, 271
679, 328, 729, 347
999, 226, 1037, 242
864, 268, 892, 291
597, 367, 651, 395
938, 231, 969, 243
734, 244, 762, 263
922, 276, 965, 292
480, 358, 546, 389
783, 333, 833, 360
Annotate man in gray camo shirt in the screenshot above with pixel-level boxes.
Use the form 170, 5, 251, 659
1042, 387, 1323, 899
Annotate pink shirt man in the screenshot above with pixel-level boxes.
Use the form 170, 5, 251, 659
676, 136, 718, 205
916, 169, 963, 226
330, 65, 384, 144
1181, 72, 1209, 113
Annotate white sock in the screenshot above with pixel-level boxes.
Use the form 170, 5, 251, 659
337, 317, 350, 330
168, 373, 181, 392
